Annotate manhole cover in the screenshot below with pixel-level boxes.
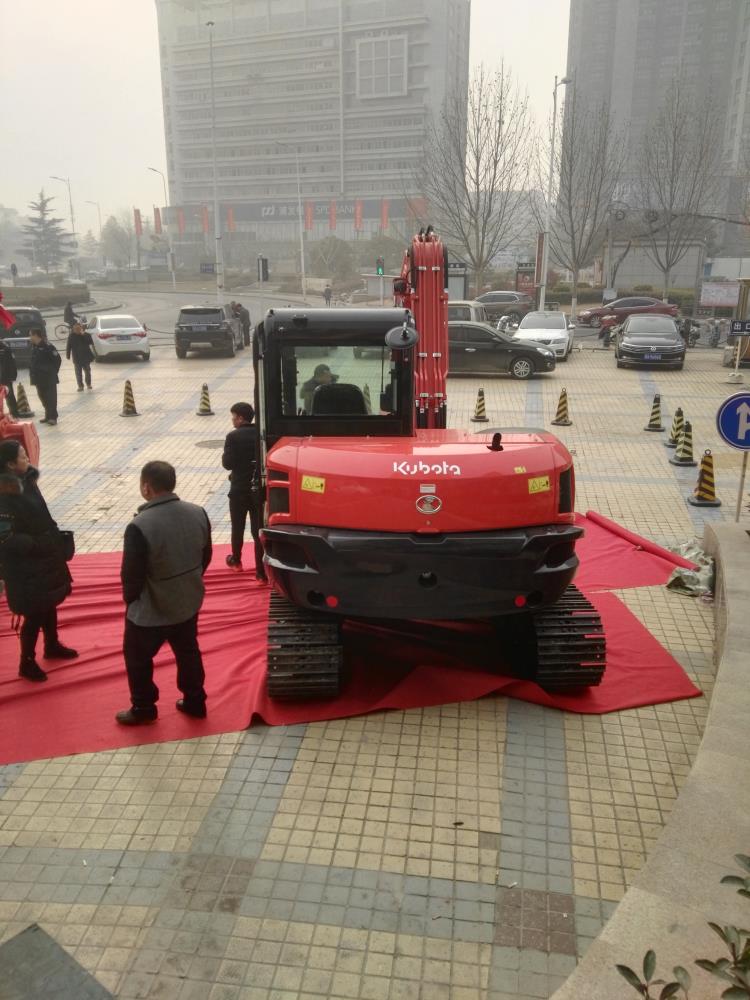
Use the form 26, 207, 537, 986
195, 439, 225, 449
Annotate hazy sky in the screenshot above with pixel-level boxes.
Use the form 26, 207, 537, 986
4, 0, 570, 233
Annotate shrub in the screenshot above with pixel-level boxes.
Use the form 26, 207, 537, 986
2, 287, 90, 309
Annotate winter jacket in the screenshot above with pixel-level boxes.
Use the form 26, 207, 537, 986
221, 423, 259, 496
0, 341, 17, 386
29, 342, 61, 386
66, 330, 95, 364
63, 303, 76, 326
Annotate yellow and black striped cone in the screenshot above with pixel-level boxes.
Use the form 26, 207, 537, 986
644, 393, 664, 432
196, 383, 214, 416
688, 449, 721, 507
120, 380, 139, 417
363, 383, 372, 413
551, 387, 572, 426
669, 420, 697, 466
15, 383, 34, 418
471, 387, 489, 423
664, 407, 684, 449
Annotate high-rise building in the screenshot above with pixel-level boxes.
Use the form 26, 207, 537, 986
154, 0, 471, 250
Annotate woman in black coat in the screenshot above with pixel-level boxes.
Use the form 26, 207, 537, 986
0, 440, 77, 681
29, 328, 61, 425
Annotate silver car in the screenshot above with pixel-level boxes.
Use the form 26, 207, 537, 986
511, 311, 574, 360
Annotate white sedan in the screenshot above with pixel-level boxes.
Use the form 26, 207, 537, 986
510, 311, 574, 360
87, 314, 150, 361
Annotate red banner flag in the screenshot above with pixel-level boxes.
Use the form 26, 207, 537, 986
177, 208, 185, 235
154, 207, 162, 235
328, 200, 337, 231
304, 201, 314, 231
201, 206, 210, 234
226, 207, 236, 232
380, 198, 389, 231
133, 208, 143, 237
354, 199, 363, 231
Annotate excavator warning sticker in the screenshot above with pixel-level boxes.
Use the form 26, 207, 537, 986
301, 475, 326, 494
514, 466, 527, 474
528, 475, 551, 494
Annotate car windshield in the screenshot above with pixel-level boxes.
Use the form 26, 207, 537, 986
11, 310, 42, 322
518, 313, 566, 330
100, 316, 141, 330
624, 317, 678, 336
179, 309, 222, 323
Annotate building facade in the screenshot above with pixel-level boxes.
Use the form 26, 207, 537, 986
154, 0, 471, 252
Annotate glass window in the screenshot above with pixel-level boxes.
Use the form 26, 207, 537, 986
448, 305, 470, 320
519, 313, 566, 330
100, 316, 141, 330
278, 344, 400, 418
464, 325, 496, 344
356, 35, 408, 99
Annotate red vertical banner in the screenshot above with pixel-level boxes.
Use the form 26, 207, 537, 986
201, 206, 210, 234
133, 208, 143, 237
380, 198, 389, 231
177, 208, 185, 235
328, 200, 337, 231
354, 199, 363, 231
153, 207, 162, 235
226, 207, 236, 232
304, 201, 314, 231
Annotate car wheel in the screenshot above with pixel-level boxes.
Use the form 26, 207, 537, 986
224, 337, 236, 358
559, 351, 568, 362
175, 347, 187, 359
589, 315, 602, 328
509, 356, 534, 380
616, 359, 625, 368
142, 352, 150, 362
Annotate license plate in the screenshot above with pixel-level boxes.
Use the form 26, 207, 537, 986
191, 342, 211, 348
643, 353, 662, 360
116, 335, 132, 342
194, 326, 207, 332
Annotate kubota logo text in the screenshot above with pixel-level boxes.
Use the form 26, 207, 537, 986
393, 461, 461, 476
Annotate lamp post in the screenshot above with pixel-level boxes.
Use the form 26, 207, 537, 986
85, 200, 105, 269
206, 21, 224, 304
50, 174, 80, 278
148, 166, 177, 290
538, 75, 571, 312
275, 140, 307, 303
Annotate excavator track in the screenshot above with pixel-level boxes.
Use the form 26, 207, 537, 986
266, 593, 344, 701
501, 586, 606, 692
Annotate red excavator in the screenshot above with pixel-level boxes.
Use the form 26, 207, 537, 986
253, 228, 604, 700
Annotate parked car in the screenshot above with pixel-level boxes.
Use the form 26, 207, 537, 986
174, 305, 244, 358
475, 290, 535, 324
87, 314, 150, 361
1, 306, 46, 368
447, 300, 491, 324
578, 296, 678, 328
448, 321, 556, 379
512, 311, 574, 360
613, 315, 686, 369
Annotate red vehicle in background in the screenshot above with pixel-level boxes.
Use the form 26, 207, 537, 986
578, 295, 678, 328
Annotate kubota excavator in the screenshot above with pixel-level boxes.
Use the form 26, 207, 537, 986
252, 228, 605, 700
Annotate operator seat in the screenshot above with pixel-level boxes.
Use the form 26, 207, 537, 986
311, 383, 368, 415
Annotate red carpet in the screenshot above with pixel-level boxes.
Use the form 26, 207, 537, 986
0, 515, 702, 765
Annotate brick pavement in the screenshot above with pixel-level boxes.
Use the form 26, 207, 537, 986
1, 342, 741, 998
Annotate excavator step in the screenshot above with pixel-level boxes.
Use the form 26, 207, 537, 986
266, 593, 344, 701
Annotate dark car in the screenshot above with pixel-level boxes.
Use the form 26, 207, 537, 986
174, 305, 244, 358
578, 296, 678, 328
614, 315, 686, 369
1, 307, 46, 368
448, 321, 556, 379
476, 290, 535, 324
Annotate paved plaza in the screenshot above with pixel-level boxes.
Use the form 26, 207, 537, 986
1, 337, 744, 999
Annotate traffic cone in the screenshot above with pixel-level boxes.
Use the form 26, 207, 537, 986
363, 383, 372, 413
669, 420, 697, 466
196, 383, 214, 416
551, 387, 572, 426
471, 388, 489, 423
688, 449, 721, 507
644, 393, 664, 432
665, 407, 684, 449
120, 380, 139, 417
15, 383, 34, 418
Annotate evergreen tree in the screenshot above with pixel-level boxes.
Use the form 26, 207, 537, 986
101, 216, 132, 267
21, 190, 74, 272
80, 230, 100, 259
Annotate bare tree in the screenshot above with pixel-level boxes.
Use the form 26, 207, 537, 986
417, 64, 532, 293
535, 95, 624, 317
638, 81, 720, 299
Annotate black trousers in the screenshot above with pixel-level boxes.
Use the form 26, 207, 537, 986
2, 382, 18, 416
229, 492, 264, 574
73, 362, 92, 388
34, 378, 58, 420
20, 606, 58, 659
123, 614, 206, 712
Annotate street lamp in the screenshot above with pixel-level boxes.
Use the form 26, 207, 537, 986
148, 166, 177, 290
538, 75, 571, 312
206, 21, 224, 304
50, 174, 80, 278
275, 140, 307, 303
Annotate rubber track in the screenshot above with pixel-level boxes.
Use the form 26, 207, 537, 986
533, 585, 606, 691
266, 592, 343, 701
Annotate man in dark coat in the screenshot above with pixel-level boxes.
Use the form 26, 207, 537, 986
221, 401, 265, 579
65, 322, 95, 391
236, 303, 251, 347
0, 340, 19, 416
117, 461, 212, 725
63, 301, 76, 330
29, 329, 61, 425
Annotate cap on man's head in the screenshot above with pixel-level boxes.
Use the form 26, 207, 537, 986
313, 364, 331, 377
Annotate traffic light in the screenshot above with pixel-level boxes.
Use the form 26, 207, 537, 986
376, 256, 384, 276
258, 256, 269, 282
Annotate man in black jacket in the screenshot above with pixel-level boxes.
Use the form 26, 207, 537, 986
236, 303, 251, 347
29, 329, 61, 425
117, 461, 212, 725
221, 401, 265, 580
65, 322, 95, 390
0, 340, 18, 416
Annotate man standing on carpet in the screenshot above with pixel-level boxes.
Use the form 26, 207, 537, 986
116, 461, 212, 726
222, 401, 266, 580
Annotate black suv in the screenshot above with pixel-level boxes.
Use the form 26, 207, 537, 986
1, 307, 46, 368
476, 290, 535, 324
175, 305, 244, 358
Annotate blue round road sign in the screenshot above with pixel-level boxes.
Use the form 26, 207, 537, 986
716, 392, 750, 450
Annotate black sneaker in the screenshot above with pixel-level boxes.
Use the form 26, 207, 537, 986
115, 708, 158, 726
176, 699, 207, 719
77, 386, 84, 392
19, 659, 48, 682
226, 554, 242, 571
44, 643, 79, 660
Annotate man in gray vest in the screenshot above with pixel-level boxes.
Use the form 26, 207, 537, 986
116, 460, 212, 726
